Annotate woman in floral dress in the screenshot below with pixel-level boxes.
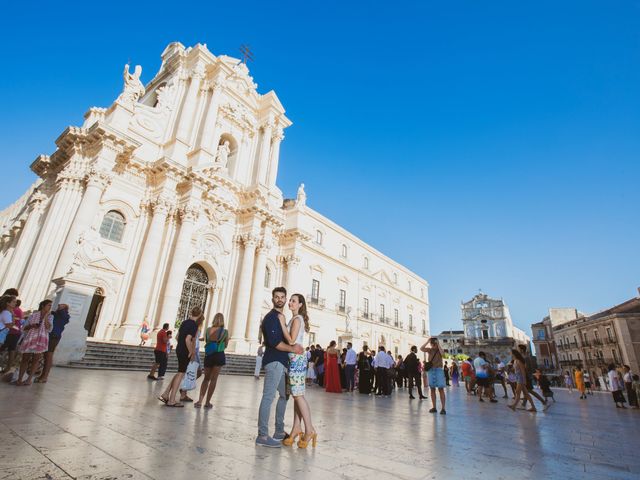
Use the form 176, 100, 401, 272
279, 294, 317, 448
16, 299, 53, 386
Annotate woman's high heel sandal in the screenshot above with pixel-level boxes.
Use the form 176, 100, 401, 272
282, 432, 302, 446
297, 432, 317, 449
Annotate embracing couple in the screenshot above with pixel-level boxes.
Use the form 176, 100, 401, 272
256, 287, 317, 449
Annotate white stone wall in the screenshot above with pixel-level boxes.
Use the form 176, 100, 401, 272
0, 42, 429, 358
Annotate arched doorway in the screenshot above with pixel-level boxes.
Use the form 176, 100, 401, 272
85, 287, 105, 337
176, 264, 209, 328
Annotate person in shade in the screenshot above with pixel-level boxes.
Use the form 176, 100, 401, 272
256, 287, 304, 448
148, 323, 170, 381
37, 304, 70, 383
357, 345, 372, 394
405, 345, 427, 400
421, 337, 446, 414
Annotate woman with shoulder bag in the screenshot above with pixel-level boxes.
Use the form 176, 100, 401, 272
195, 313, 228, 409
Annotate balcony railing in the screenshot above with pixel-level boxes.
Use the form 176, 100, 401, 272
336, 304, 346, 314
394, 320, 399, 327
379, 316, 391, 324
569, 342, 578, 348
582, 340, 591, 347
308, 296, 326, 309
592, 339, 602, 346
362, 312, 370, 319
409, 326, 416, 333
604, 336, 617, 344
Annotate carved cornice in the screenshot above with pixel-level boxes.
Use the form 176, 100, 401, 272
179, 204, 200, 223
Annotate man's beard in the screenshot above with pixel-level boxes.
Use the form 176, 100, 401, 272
273, 301, 285, 309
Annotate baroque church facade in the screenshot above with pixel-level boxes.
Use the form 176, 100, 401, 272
461, 293, 530, 360
0, 43, 429, 361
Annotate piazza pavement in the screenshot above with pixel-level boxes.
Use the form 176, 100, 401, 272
0, 368, 638, 480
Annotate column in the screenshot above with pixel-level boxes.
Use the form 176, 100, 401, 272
229, 235, 258, 343
284, 255, 300, 294
188, 82, 224, 166
53, 170, 111, 279
19, 176, 85, 307
116, 200, 171, 342
2, 192, 47, 289
267, 127, 284, 187
167, 66, 205, 160
158, 206, 199, 327
245, 243, 269, 342
255, 121, 273, 185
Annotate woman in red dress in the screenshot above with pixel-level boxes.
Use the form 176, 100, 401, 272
324, 341, 342, 393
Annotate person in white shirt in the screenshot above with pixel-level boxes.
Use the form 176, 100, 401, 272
473, 352, 495, 403
344, 343, 357, 392
607, 363, 626, 408
495, 356, 509, 399
374, 346, 392, 396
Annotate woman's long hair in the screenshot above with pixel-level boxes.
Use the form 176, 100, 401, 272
511, 348, 525, 364
292, 294, 310, 333
211, 312, 224, 329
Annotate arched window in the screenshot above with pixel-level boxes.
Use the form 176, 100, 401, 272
363, 256, 369, 269
315, 230, 323, 245
99, 210, 125, 242
264, 266, 271, 288
341, 244, 347, 258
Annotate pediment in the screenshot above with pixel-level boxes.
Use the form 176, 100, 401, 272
88, 256, 122, 274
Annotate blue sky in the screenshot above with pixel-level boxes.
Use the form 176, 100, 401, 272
1, 1, 639, 336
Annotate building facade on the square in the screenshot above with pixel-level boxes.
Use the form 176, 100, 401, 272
548, 292, 640, 384
460, 292, 530, 360
0, 43, 429, 362
436, 330, 465, 355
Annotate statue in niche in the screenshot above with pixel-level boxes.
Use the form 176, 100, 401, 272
215, 140, 231, 168
117, 64, 145, 106
296, 183, 306, 206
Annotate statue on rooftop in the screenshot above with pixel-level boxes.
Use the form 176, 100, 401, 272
117, 64, 145, 106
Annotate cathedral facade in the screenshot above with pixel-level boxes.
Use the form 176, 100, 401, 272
0, 43, 429, 361
461, 293, 530, 360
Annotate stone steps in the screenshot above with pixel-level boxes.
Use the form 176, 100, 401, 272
66, 340, 258, 376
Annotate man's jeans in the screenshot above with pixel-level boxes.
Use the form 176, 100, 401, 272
345, 364, 356, 391
258, 361, 287, 437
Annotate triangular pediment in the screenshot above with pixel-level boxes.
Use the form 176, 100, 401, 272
88, 256, 122, 274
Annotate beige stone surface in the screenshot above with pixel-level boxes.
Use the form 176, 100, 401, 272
0, 368, 638, 479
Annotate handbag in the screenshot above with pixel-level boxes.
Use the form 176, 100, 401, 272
425, 349, 441, 372
180, 360, 198, 391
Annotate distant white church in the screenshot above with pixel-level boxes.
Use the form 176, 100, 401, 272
461, 292, 530, 359
0, 43, 429, 361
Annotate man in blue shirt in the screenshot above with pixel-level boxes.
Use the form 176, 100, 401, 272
256, 287, 304, 448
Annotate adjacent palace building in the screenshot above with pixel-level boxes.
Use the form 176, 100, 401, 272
0, 43, 429, 361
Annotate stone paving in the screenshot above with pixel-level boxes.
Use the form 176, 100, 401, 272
0, 368, 638, 479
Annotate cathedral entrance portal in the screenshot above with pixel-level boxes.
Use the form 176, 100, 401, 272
85, 288, 105, 337
176, 264, 209, 328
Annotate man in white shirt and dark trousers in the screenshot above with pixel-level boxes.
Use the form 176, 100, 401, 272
374, 346, 393, 396
344, 343, 357, 392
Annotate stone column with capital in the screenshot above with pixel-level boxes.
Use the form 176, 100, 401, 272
158, 205, 199, 327
1, 192, 47, 290
228, 235, 258, 350
188, 81, 224, 167
114, 199, 172, 343
267, 127, 284, 187
166, 66, 205, 161
255, 120, 273, 185
245, 241, 270, 344
19, 175, 86, 307
52, 170, 111, 280
285, 255, 301, 294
